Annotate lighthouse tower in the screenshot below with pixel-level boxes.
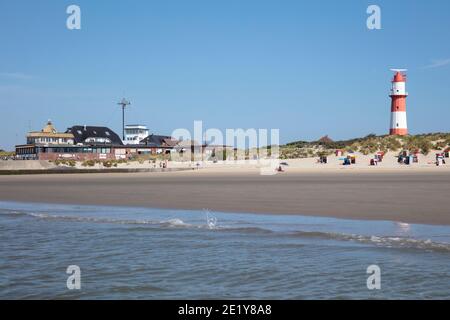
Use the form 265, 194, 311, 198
389, 69, 408, 135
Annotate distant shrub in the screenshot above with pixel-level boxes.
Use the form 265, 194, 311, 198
385, 137, 402, 152
82, 160, 96, 167
102, 161, 113, 168
418, 140, 433, 155
435, 141, 447, 150
0, 151, 15, 157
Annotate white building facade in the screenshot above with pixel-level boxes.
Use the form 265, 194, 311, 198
124, 125, 149, 145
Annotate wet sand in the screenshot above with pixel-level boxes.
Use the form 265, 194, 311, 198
0, 169, 449, 225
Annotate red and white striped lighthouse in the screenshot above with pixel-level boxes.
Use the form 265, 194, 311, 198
389, 69, 408, 135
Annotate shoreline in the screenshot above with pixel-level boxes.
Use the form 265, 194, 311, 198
0, 167, 191, 175
1, 169, 450, 226
1, 198, 449, 228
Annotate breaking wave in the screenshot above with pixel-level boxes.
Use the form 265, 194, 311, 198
2, 209, 449, 253
290, 231, 450, 253
0, 210, 29, 218
27, 212, 197, 228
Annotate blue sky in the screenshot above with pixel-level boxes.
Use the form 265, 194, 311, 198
1, 0, 449, 149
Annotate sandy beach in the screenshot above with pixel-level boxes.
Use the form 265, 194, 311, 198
1, 162, 450, 225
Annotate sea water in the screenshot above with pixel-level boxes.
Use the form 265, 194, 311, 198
0, 201, 449, 299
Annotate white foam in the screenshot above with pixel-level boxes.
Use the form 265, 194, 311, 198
204, 209, 218, 229
164, 218, 187, 226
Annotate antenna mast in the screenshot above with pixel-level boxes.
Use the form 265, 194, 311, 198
117, 98, 131, 141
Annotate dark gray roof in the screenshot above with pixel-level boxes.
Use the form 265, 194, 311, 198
139, 134, 176, 148
66, 126, 123, 145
